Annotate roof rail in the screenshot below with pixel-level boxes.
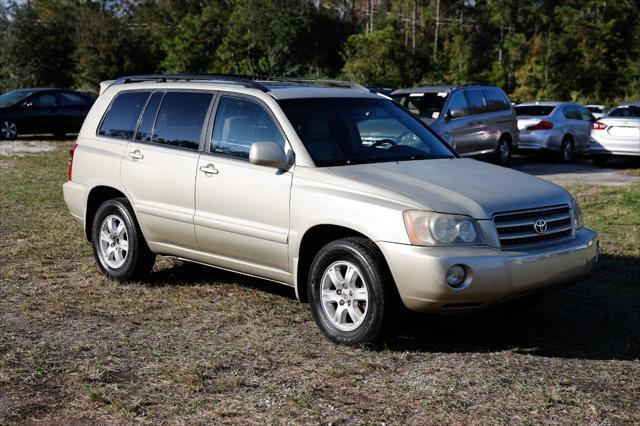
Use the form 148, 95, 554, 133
462, 82, 494, 87
263, 77, 370, 92
114, 73, 270, 92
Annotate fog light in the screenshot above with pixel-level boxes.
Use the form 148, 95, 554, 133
446, 265, 466, 288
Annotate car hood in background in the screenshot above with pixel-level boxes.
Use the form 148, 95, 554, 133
327, 158, 570, 219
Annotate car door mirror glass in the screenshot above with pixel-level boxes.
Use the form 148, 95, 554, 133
249, 141, 290, 169
449, 109, 464, 119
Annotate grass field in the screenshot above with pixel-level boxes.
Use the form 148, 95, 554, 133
1, 140, 639, 424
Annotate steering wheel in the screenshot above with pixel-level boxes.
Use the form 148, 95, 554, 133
370, 139, 397, 149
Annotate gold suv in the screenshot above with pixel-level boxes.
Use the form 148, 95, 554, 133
64, 75, 598, 345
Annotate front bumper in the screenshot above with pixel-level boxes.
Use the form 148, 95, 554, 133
378, 227, 598, 312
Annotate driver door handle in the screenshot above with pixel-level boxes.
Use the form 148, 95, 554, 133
128, 150, 144, 160
199, 163, 219, 175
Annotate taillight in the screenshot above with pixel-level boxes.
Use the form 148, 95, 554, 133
592, 121, 607, 130
526, 120, 554, 131
68, 143, 78, 181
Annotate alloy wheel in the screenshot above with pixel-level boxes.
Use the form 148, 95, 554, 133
98, 214, 129, 269
320, 261, 369, 332
1, 120, 17, 139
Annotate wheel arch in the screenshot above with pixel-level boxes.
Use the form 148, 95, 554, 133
295, 224, 384, 303
85, 185, 132, 242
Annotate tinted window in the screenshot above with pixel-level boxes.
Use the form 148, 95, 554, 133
99, 91, 150, 139
279, 98, 454, 167
577, 106, 595, 121
447, 91, 470, 117
393, 92, 447, 119
464, 90, 488, 115
484, 89, 510, 111
563, 106, 582, 120
515, 106, 555, 116
0, 89, 37, 107
134, 92, 163, 143
608, 106, 640, 117
211, 96, 284, 159
153, 92, 212, 150
59, 92, 85, 106
33, 94, 57, 107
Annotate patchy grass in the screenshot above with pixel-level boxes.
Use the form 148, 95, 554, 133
0, 142, 639, 424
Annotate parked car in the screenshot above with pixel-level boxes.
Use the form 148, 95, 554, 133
391, 84, 518, 165
515, 102, 595, 161
0, 88, 94, 140
590, 103, 640, 166
586, 104, 607, 120
63, 74, 598, 345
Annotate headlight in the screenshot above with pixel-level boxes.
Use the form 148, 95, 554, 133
403, 210, 485, 246
571, 196, 583, 229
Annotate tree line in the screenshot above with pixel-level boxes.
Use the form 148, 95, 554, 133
1, 0, 639, 105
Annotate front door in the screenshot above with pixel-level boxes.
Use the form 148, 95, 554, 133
194, 94, 292, 275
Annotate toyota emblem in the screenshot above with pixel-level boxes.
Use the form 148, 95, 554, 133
534, 219, 548, 234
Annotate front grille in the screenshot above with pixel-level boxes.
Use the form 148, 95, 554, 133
494, 205, 573, 249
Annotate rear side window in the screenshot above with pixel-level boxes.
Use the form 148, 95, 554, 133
134, 92, 163, 143
515, 106, 555, 116
99, 91, 150, 139
153, 92, 213, 150
59, 92, 85, 106
563, 106, 582, 120
464, 90, 488, 115
484, 89, 510, 112
211, 96, 285, 160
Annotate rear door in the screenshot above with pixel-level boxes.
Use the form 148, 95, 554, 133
57, 91, 91, 133
575, 105, 596, 153
120, 91, 214, 251
562, 105, 583, 143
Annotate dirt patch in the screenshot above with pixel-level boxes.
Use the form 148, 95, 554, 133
0, 140, 57, 156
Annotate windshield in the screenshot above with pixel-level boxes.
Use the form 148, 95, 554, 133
392, 92, 447, 119
0, 89, 36, 107
515, 105, 556, 116
278, 98, 455, 167
608, 106, 640, 118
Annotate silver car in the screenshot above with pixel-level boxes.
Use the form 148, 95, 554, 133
516, 102, 595, 161
590, 103, 640, 166
63, 75, 598, 345
586, 104, 608, 120
391, 85, 518, 165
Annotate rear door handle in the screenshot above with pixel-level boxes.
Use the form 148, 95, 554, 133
199, 163, 218, 175
128, 150, 144, 160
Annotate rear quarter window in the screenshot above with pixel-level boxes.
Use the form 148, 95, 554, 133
99, 91, 150, 139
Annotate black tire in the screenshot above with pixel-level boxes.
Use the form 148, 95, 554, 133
91, 198, 155, 282
558, 137, 574, 162
0, 119, 18, 140
495, 136, 511, 166
307, 237, 396, 346
591, 155, 609, 167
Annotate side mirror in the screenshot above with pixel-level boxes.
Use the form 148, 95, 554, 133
24, 101, 34, 108
249, 142, 290, 170
447, 109, 464, 119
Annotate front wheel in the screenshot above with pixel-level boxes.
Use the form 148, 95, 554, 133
308, 237, 394, 346
1, 119, 18, 140
91, 198, 155, 281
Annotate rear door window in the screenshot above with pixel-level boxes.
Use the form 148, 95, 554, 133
99, 91, 150, 139
464, 90, 488, 115
134, 92, 163, 143
484, 89, 510, 112
211, 96, 285, 160
563, 106, 582, 120
59, 92, 86, 106
152, 92, 213, 150
33, 93, 57, 107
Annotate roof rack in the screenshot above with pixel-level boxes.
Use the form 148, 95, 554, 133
263, 77, 370, 92
114, 73, 270, 92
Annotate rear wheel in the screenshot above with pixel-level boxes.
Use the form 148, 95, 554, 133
495, 136, 511, 165
91, 198, 155, 281
591, 155, 610, 167
1, 119, 18, 140
559, 137, 574, 162
308, 237, 395, 346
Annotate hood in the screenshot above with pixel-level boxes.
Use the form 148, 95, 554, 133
327, 158, 570, 219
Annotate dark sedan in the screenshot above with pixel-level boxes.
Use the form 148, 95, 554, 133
0, 88, 94, 140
